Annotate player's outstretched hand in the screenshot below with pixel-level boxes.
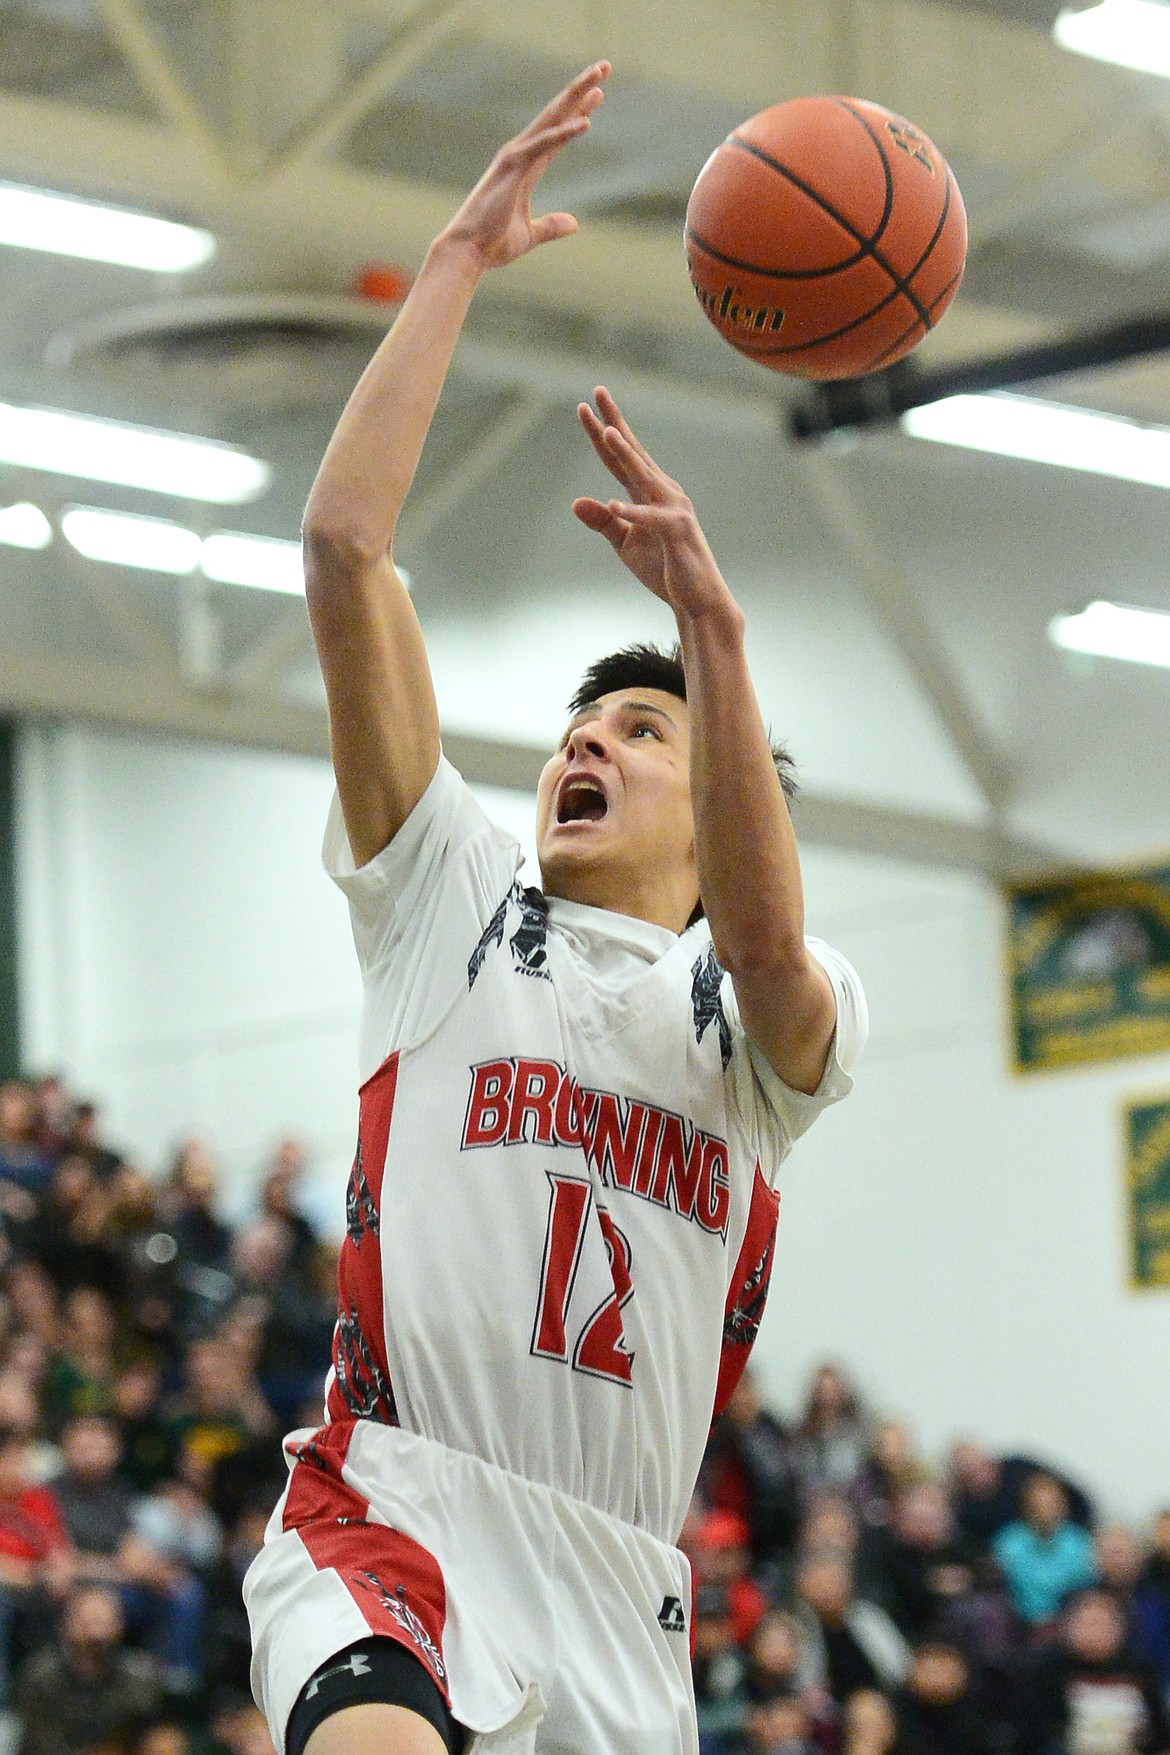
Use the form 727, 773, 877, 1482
443, 62, 609, 270
573, 388, 735, 620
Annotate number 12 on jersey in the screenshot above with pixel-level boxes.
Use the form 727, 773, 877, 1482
531, 1173, 634, 1386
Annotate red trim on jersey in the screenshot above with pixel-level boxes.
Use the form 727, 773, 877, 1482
711, 1163, 780, 1425
283, 1423, 451, 1700
328, 1053, 399, 1425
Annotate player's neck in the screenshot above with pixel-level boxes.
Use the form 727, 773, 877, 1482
541, 864, 697, 935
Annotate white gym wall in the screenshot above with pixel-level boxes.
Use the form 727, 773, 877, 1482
14, 717, 1170, 1520
14, 719, 538, 1227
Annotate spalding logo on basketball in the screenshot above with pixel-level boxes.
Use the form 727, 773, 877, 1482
685, 95, 968, 381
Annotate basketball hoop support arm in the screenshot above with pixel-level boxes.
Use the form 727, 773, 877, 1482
788, 310, 1170, 441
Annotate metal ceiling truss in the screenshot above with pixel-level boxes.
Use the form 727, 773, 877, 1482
792, 450, 1014, 813
0, 0, 1123, 878
92, 0, 225, 170
0, 641, 1053, 877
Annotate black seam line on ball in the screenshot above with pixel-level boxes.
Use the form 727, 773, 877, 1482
730, 279, 917, 359
906, 167, 955, 295
739, 216, 961, 365
860, 186, 959, 370
685, 223, 871, 280
829, 98, 896, 254
831, 98, 936, 331
778, 244, 961, 372
725, 133, 932, 331
710, 136, 889, 283
813, 100, 940, 333
928, 258, 965, 317
837, 99, 956, 330
726, 130, 893, 262
864, 312, 926, 374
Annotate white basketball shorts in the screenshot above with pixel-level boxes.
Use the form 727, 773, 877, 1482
244, 1420, 699, 1755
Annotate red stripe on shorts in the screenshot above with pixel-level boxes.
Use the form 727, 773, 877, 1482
283, 1422, 451, 1698
711, 1162, 780, 1425
327, 1052, 399, 1425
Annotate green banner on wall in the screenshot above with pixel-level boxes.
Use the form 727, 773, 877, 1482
1125, 1095, 1170, 1291
0, 720, 17, 1079
1006, 864, 1170, 1072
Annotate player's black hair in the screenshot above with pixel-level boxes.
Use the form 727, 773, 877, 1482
568, 642, 798, 802
569, 643, 689, 716
568, 642, 798, 930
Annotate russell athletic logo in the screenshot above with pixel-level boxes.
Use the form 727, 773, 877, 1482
658, 1596, 687, 1632
469, 882, 550, 987
461, 1058, 730, 1239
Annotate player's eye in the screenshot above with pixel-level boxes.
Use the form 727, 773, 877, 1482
630, 721, 662, 740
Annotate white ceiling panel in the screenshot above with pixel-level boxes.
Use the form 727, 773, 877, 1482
0, 0, 1167, 874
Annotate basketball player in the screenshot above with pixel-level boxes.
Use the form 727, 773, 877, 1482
244, 60, 866, 1755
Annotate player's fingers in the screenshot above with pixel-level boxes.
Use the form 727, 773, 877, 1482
605, 498, 688, 532
578, 403, 637, 491
526, 61, 610, 135
531, 61, 608, 131
601, 425, 672, 498
531, 212, 579, 247
594, 393, 674, 493
578, 400, 609, 441
506, 121, 592, 210
571, 495, 608, 529
593, 387, 654, 464
572, 496, 630, 547
509, 113, 593, 167
512, 90, 602, 171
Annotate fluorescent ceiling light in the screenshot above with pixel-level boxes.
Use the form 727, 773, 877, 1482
0, 181, 214, 271
0, 501, 51, 550
902, 392, 1170, 488
62, 505, 201, 574
56, 507, 413, 598
200, 534, 413, 594
201, 530, 303, 595
1050, 599, 1170, 667
57, 508, 303, 594
0, 402, 269, 503
1054, 0, 1170, 78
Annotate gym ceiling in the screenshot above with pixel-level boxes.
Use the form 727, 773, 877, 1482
0, 0, 1167, 877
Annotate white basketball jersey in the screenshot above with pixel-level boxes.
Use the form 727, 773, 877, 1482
321, 756, 866, 1547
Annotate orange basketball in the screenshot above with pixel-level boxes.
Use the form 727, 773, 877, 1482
685, 96, 967, 380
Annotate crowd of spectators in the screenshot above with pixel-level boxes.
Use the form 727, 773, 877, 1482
689, 1368, 1170, 1755
0, 1072, 1167, 1755
0, 1074, 334, 1755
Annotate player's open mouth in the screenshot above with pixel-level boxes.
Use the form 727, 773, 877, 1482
557, 778, 608, 824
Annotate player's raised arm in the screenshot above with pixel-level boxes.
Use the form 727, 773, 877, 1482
302, 62, 610, 869
573, 388, 838, 1094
